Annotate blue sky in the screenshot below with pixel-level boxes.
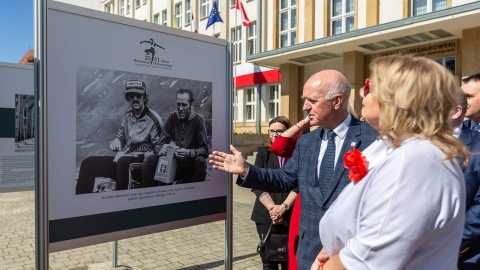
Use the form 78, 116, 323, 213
0, 1, 34, 63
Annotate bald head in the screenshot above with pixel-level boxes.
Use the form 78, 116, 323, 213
302, 70, 351, 129
304, 70, 351, 108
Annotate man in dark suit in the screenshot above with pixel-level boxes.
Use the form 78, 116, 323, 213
452, 91, 480, 270
210, 70, 378, 269
462, 73, 480, 131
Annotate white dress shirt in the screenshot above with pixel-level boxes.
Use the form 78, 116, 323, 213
320, 138, 465, 270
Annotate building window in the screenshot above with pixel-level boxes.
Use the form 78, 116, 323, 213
231, 26, 242, 62
231, 0, 236, 8
105, 2, 114, 13
269, 85, 280, 119
247, 21, 257, 56
153, 13, 159, 24
126, 0, 130, 14
245, 88, 256, 121
135, 0, 140, 8
120, 0, 125, 15
331, 0, 354, 35
413, 0, 447, 16
143, 0, 147, 5
279, 0, 296, 48
201, 0, 210, 18
162, 9, 168, 25
185, 0, 192, 25
433, 56, 455, 75
175, 3, 183, 28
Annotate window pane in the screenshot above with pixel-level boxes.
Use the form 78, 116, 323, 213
248, 22, 256, 37
432, 0, 447, 11
246, 106, 252, 120
346, 16, 354, 32
280, 34, 288, 48
290, 31, 296, 46
290, 9, 296, 28
332, 0, 342, 17
445, 57, 456, 75
281, 12, 288, 31
413, 0, 427, 16
281, 0, 288, 9
332, 20, 342, 35
433, 58, 443, 65
291, 0, 296, 6
239, 43, 242, 61
248, 40, 254, 55
346, 0, 354, 13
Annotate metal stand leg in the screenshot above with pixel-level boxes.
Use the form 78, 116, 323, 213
112, 241, 118, 268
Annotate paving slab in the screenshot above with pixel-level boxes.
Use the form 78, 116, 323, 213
0, 182, 263, 269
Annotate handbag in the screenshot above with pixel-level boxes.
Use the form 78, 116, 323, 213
256, 222, 289, 262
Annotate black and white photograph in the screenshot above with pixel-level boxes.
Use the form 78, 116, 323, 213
75, 66, 212, 194
14, 94, 35, 152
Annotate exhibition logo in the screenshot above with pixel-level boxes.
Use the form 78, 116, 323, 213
134, 38, 173, 70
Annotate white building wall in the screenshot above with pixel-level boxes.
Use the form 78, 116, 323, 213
260, 84, 268, 121
237, 88, 245, 122
55, 0, 103, 11
133, 0, 150, 21
357, 0, 367, 29
298, 0, 305, 43
315, 0, 325, 38
452, 0, 479, 6
379, 0, 403, 23
266, 0, 275, 50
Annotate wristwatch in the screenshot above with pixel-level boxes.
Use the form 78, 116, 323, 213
282, 203, 289, 211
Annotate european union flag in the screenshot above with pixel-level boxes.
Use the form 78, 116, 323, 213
206, 1, 223, 30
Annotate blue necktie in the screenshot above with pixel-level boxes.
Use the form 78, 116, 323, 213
319, 130, 336, 196
473, 123, 480, 132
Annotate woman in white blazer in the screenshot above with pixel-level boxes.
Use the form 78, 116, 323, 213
312, 55, 468, 270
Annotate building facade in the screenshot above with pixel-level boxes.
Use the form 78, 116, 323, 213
249, 0, 480, 125
90, 0, 480, 132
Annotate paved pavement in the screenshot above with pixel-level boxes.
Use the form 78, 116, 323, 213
0, 182, 263, 269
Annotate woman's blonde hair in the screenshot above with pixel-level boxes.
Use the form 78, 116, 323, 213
369, 54, 467, 165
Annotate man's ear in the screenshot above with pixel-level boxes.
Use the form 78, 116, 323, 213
333, 94, 343, 109
451, 105, 463, 121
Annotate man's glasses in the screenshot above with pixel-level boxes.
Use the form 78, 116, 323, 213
363, 79, 370, 97
269, 129, 285, 135
126, 93, 143, 100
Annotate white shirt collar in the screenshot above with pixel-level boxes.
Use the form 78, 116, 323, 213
453, 124, 462, 138
323, 113, 352, 140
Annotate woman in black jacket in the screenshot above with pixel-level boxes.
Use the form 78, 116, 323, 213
251, 116, 299, 270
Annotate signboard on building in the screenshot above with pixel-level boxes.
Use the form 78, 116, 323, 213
379, 39, 459, 58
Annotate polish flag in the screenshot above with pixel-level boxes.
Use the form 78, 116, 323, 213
191, 15, 198, 33
236, 0, 251, 27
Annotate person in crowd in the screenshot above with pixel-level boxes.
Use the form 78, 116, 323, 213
252, 116, 298, 270
269, 115, 310, 270
451, 91, 480, 270
209, 70, 378, 269
311, 54, 467, 270
142, 88, 208, 186
76, 80, 163, 194
462, 73, 480, 131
